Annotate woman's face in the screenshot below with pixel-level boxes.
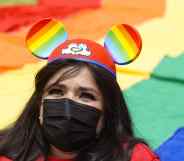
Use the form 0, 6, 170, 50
39, 66, 103, 126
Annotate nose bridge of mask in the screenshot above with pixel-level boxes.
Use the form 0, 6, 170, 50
64, 98, 72, 120
61, 98, 102, 125
43, 98, 101, 126
43, 98, 72, 119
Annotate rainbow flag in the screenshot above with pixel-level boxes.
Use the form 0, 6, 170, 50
1, 1, 184, 159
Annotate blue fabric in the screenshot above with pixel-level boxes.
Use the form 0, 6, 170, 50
155, 127, 184, 161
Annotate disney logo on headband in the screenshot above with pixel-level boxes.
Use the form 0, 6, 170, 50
62, 43, 91, 56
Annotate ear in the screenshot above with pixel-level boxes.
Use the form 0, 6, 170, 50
104, 24, 142, 65
26, 18, 68, 59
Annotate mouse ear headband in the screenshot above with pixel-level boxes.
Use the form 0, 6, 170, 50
26, 18, 142, 77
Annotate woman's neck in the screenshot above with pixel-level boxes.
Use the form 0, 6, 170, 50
50, 146, 77, 160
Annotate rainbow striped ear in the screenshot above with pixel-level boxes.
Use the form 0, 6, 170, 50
104, 24, 142, 65
26, 18, 68, 59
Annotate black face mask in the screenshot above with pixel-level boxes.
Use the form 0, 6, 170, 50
42, 98, 102, 152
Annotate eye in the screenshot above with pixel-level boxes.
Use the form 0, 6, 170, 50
80, 92, 96, 101
48, 88, 64, 96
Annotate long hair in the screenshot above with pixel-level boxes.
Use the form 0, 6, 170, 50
0, 59, 145, 161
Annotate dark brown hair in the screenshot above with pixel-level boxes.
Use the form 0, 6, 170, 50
0, 59, 145, 161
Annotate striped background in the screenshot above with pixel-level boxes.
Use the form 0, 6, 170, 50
0, 0, 184, 150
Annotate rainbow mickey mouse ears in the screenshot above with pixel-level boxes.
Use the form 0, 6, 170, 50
104, 24, 142, 65
26, 18, 68, 59
26, 18, 142, 77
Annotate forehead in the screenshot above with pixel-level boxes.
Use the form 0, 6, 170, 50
44, 66, 98, 91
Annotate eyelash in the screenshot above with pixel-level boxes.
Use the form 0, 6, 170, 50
48, 88, 64, 96
80, 92, 96, 100
48, 89, 96, 100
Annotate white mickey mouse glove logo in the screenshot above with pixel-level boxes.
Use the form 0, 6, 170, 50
62, 43, 91, 56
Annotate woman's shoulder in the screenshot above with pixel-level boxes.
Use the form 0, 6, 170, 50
0, 156, 12, 161
131, 143, 160, 161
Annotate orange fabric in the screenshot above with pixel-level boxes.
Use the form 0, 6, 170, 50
62, 0, 165, 40
0, 32, 38, 72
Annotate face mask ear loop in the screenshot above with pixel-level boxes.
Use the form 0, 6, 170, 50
95, 115, 104, 139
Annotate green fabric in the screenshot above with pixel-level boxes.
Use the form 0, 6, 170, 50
124, 53, 184, 149
0, 0, 36, 5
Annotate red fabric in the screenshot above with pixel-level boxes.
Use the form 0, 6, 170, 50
37, 156, 74, 161
49, 39, 116, 75
0, 144, 159, 161
0, 156, 11, 161
0, 0, 101, 32
131, 144, 160, 161
39, 0, 101, 7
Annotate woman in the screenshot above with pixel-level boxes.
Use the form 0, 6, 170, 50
0, 19, 159, 161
